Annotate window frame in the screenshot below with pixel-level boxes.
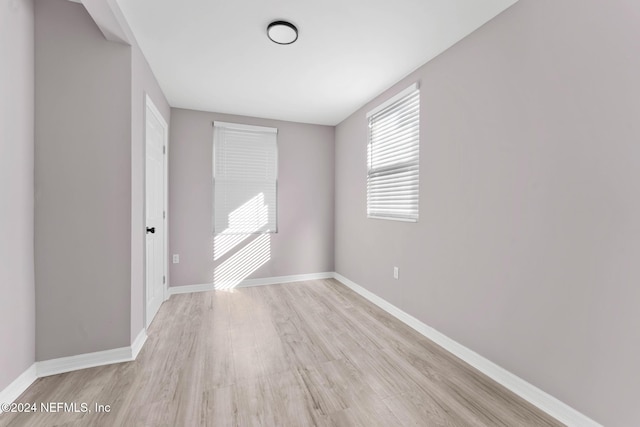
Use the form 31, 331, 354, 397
212, 121, 279, 235
366, 82, 420, 222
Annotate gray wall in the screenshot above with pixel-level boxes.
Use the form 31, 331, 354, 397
334, 1, 640, 425
130, 38, 170, 342
169, 108, 334, 287
35, 0, 132, 360
0, 0, 36, 390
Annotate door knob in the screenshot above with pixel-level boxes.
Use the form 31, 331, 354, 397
146, 227, 156, 234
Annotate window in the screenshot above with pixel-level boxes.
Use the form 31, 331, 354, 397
213, 121, 278, 234
367, 83, 420, 222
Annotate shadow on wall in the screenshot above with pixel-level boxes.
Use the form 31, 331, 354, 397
213, 193, 272, 290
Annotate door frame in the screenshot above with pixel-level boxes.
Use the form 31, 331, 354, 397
144, 93, 169, 329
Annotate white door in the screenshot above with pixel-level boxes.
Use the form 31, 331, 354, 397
145, 95, 167, 328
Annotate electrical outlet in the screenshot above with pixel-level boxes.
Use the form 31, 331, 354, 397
393, 267, 399, 279
173, 254, 180, 264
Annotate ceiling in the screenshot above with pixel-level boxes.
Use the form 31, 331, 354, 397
116, 0, 518, 126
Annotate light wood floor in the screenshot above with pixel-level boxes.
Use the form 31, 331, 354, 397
0, 279, 563, 427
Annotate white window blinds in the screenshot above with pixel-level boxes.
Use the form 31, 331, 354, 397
213, 121, 278, 234
367, 83, 420, 222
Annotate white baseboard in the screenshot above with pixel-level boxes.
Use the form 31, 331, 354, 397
1, 330, 150, 404
168, 272, 334, 295
37, 329, 150, 378
37, 346, 132, 378
239, 272, 334, 287
131, 329, 148, 360
331, 273, 601, 427
0, 364, 37, 413
168, 282, 216, 295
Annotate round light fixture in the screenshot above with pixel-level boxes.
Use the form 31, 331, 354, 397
267, 21, 298, 45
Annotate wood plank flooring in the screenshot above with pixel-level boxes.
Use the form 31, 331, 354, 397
0, 279, 563, 426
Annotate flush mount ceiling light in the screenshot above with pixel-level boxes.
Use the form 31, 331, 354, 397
267, 21, 298, 45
